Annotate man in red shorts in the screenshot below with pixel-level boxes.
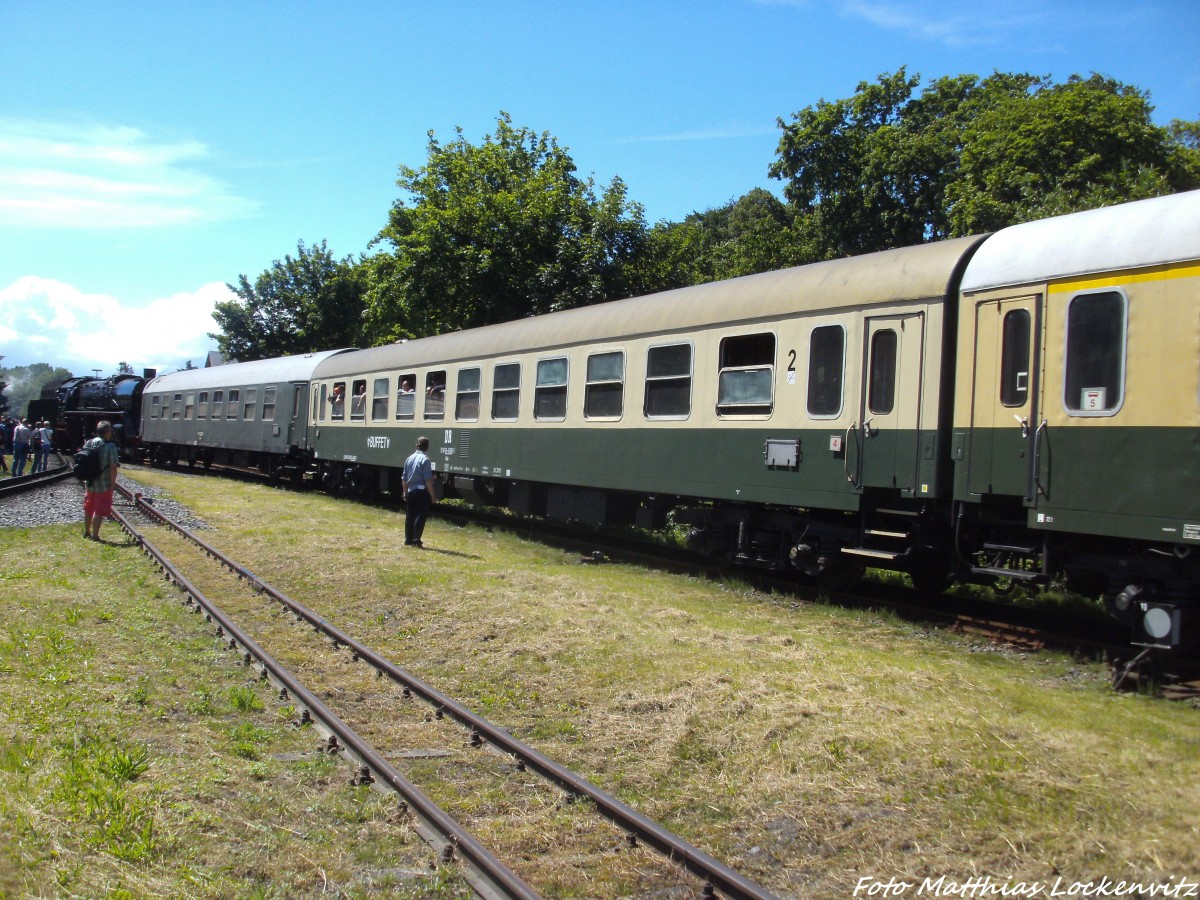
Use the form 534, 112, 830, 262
82, 420, 120, 541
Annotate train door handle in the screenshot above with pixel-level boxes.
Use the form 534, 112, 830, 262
844, 423, 858, 484
1014, 414, 1029, 439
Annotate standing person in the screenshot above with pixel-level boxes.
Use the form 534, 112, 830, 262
32, 421, 53, 473
82, 420, 120, 541
0, 419, 8, 473
11, 419, 32, 476
401, 436, 436, 547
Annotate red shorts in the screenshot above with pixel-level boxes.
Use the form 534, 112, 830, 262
84, 489, 114, 518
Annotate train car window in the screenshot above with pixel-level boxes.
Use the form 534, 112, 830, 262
868, 330, 897, 415
424, 372, 447, 420
456, 368, 481, 421
150, 396, 160, 419
330, 382, 346, 420
350, 379, 367, 420
212, 390, 224, 419
535, 357, 569, 420
244, 388, 257, 422
262, 386, 277, 422
316, 385, 325, 422
585, 351, 624, 419
807, 325, 845, 418
396, 373, 417, 421
492, 363, 520, 420
644, 343, 692, 419
227, 389, 240, 419
173, 394, 183, 419
197, 392, 209, 419
1000, 310, 1031, 407
372, 378, 389, 420
185, 393, 195, 420
717, 333, 775, 416
1065, 290, 1125, 415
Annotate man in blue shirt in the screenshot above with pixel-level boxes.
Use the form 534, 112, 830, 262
401, 436, 436, 547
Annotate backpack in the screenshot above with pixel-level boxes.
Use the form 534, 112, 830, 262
73, 443, 104, 482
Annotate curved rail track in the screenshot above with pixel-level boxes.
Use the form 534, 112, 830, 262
0, 451, 71, 500
111, 481, 780, 900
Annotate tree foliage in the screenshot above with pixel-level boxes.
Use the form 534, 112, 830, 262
211, 240, 366, 361
771, 69, 1200, 259
0, 363, 73, 420
363, 113, 650, 343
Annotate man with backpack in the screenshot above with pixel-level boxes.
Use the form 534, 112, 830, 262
81, 420, 120, 541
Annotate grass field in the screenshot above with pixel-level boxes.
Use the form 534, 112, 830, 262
1, 470, 1197, 898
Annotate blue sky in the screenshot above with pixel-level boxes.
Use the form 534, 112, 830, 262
1, 0, 1197, 377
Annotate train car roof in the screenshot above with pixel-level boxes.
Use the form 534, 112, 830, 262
961, 189, 1200, 294
314, 234, 986, 377
145, 349, 353, 393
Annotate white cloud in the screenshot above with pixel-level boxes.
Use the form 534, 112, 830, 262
0, 119, 261, 228
0, 277, 233, 375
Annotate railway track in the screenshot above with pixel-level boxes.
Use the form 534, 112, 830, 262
111, 481, 780, 899
0, 451, 72, 499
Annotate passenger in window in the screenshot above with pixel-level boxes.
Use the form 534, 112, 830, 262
401, 436, 437, 548
329, 383, 345, 418
351, 383, 367, 416
400, 379, 414, 393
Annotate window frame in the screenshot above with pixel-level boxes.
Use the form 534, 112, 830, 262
806, 324, 845, 419
226, 389, 240, 420
1063, 288, 1127, 418
534, 356, 569, 421
716, 332, 776, 418
262, 386, 277, 422
455, 367, 481, 422
491, 362, 521, 422
584, 350, 625, 420
424, 371, 447, 421
395, 373, 417, 421
243, 387, 257, 422
643, 342, 693, 420
1000, 309, 1031, 408
372, 378, 389, 421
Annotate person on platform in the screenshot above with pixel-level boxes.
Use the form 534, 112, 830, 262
81, 420, 120, 541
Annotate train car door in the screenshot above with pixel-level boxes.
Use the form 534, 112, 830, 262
289, 383, 308, 449
965, 295, 1041, 502
854, 313, 925, 493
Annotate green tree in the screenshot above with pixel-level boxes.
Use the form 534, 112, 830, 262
364, 113, 649, 343
947, 75, 1200, 233
211, 240, 366, 362
771, 69, 1200, 258
0, 364, 73, 420
683, 188, 800, 280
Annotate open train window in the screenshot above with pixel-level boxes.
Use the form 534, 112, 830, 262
492, 363, 520, 421
150, 396, 160, 419
227, 389, 239, 420
197, 392, 208, 419
424, 371, 446, 420
868, 330, 897, 415
644, 343, 692, 419
1000, 310, 1030, 407
212, 390, 224, 419
717, 333, 775, 416
350, 379, 367, 420
243, 388, 257, 422
807, 325, 844, 418
372, 378, 389, 420
262, 386, 277, 422
330, 382, 346, 420
1065, 290, 1125, 415
396, 373, 416, 421
185, 393, 195, 420
535, 357, 568, 420
173, 394, 183, 419
456, 368, 481, 421
585, 351, 624, 419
